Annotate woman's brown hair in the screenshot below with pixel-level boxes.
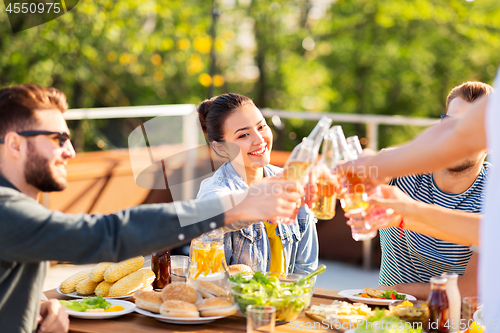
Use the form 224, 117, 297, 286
197, 93, 254, 143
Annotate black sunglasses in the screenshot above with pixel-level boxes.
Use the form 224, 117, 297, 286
0, 130, 70, 147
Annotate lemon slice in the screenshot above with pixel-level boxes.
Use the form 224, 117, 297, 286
104, 306, 125, 312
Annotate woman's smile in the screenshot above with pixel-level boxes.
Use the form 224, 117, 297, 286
249, 143, 268, 156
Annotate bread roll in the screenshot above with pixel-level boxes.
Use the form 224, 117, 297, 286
227, 264, 252, 276
193, 280, 228, 299
134, 290, 163, 313
160, 300, 200, 318
161, 282, 198, 304
195, 298, 237, 317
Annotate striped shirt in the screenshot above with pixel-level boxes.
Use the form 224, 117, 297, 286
379, 162, 490, 286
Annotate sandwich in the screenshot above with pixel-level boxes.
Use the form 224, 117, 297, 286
363, 288, 383, 298
195, 298, 237, 317
160, 300, 200, 318
227, 264, 253, 276
193, 280, 228, 299
134, 290, 163, 313
161, 282, 198, 304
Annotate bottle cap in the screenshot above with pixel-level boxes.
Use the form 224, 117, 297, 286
430, 277, 448, 285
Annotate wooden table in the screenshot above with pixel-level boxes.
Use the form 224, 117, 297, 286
45, 288, 349, 333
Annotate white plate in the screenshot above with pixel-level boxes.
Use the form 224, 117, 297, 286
63, 300, 136, 319
338, 289, 416, 306
56, 286, 134, 300
135, 307, 225, 324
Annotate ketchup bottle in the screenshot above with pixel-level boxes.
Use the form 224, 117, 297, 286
427, 277, 450, 333
151, 250, 171, 290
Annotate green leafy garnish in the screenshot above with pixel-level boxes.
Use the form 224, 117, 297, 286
380, 290, 406, 300
229, 272, 313, 322
59, 296, 111, 312
356, 309, 422, 333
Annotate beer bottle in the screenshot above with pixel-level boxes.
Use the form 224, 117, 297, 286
312, 127, 341, 220
151, 250, 171, 290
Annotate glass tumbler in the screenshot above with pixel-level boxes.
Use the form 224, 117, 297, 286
246, 305, 276, 333
170, 255, 189, 283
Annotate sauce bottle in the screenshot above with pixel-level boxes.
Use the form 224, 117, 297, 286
441, 272, 461, 332
151, 250, 171, 290
427, 277, 450, 333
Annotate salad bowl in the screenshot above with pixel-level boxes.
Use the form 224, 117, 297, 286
229, 272, 314, 322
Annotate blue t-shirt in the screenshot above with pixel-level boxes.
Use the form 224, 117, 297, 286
379, 162, 490, 286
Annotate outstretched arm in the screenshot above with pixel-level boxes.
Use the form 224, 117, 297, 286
337, 96, 488, 181
368, 185, 481, 246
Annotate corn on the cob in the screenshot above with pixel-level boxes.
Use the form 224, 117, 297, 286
59, 269, 93, 294
94, 281, 114, 297
109, 268, 155, 297
104, 256, 145, 283
76, 278, 100, 295
89, 262, 112, 282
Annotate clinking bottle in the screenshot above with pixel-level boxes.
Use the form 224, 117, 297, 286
338, 134, 369, 215
282, 116, 332, 183
311, 127, 341, 220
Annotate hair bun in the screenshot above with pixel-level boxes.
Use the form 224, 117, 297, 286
197, 98, 214, 134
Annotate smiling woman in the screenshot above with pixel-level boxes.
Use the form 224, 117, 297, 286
195, 93, 319, 275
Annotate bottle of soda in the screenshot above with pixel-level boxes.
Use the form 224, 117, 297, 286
151, 250, 171, 290
339, 134, 369, 215
282, 116, 332, 183
312, 127, 341, 220
427, 277, 450, 333
346, 135, 363, 157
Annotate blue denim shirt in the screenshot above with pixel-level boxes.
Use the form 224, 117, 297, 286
196, 162, 319, 274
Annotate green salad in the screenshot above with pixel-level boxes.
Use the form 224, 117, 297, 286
380, 290, 407, 300
356, 309, 423, 333
229, 272, 313, 322
60, 296, 111, 312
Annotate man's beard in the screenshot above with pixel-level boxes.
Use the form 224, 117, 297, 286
24, 142, 66, 192
446, 160, 475, 173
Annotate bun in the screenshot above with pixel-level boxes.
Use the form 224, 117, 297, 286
195, 298, 237, 317
134, 290, 162, 313
161, 282, 198, 304
197, 98, 214, 134
160, 300, 200, 318
228, 264, 253, 276
193, 280, 228, 299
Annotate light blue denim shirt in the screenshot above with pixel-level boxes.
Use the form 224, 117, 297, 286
196, 162, 319, 274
